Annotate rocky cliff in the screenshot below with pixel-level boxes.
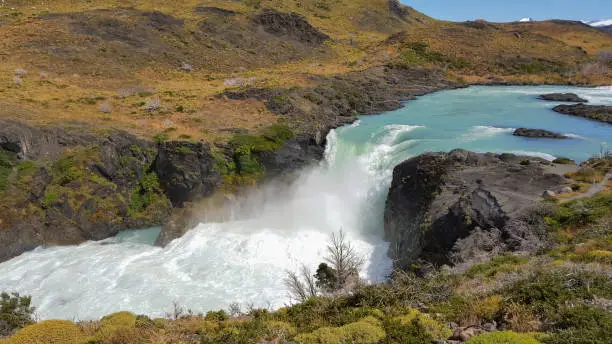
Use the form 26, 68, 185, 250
384, 150, 566, 268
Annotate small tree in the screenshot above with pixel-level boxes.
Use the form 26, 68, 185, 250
284, 264, 318, 302
0, 292, 35, 336
285, 230, 365, 302
325, 229, 364, 290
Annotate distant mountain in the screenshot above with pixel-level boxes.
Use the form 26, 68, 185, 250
519, 17, 534, 22
585, 19, 612, 27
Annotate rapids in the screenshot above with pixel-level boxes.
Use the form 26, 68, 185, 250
0, 86, 610, 320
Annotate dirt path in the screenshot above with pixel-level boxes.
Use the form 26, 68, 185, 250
563, 172, 612, 202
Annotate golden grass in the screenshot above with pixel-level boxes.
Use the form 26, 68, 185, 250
1, 0, 611, 142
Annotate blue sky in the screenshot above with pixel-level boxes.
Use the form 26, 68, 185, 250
403, 0, 612, 23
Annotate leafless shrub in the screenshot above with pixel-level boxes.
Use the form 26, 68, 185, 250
145, 97, 162, 112
118, 85, 155, 98
503, 302, 542, 332
580, 62, 608, 76
228, 302, 242, 317
99, 102, 112, 114
223, 77, 256, 87
504, 204, 555, 253
325, 230, 365, 289
451, 227, 506, 268
14, 68, 26, 77
284, 265, 318, 303
39, 72, 48, 79
181, 62, 193, 72
165, 301, 187, 320
599, 50, 612, 64
12, 76, 22, 86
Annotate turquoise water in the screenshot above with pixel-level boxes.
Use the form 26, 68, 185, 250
114, 227, 161, 245
335, 86, 611, 166
0, 86, 609, 320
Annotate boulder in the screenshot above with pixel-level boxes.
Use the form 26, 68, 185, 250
513, 128, 567, 139
384, 150, 565, 268
154, 141, 222, 207
538, 93, 587, 102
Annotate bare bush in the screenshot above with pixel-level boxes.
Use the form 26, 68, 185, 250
99, 102, 112, 114
451, 227, 506, 267
118, 85, 155, 98
14, 69, 26, 77
580, 62, 608, 77
39, 72, 48, 79
181, 62, 194, 72
223, 77, 256, 87
12, 76, 23, 87
145, 97, 162, 112
599, 50, 612, 64
325, 230, 364, 289
284, 265, 318, 303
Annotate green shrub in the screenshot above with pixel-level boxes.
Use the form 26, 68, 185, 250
552, 157, 575, 165
520, 160, 531, 166
153, 132, 169, 143
543, 306, 612, 344
467, 331, 541, 344
294, 317, 385, 344
546, 193, 612, 229
8, 320, 85, 344
52, 155, 84, 185
502, 271, 611, 319
205, 310, 229, 322
0, 293, 35, 337
466, 255, 529, 278
388, 309, 451, 342
0, 150, 16, 191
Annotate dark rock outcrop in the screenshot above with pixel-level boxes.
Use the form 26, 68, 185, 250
513, 128, 567, 139
154, 142, 222, 207
251, 9, 329, 46
384, 150, 565, 268
538, 93, 587, 102
552, 104, 612, 124
388, 0, 411, 18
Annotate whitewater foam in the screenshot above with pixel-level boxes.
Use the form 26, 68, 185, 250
508, 151, 557, 161
0, 129, 395, 320
463, 126, 515, 141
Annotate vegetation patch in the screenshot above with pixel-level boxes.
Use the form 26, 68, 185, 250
0, 149, 16, 192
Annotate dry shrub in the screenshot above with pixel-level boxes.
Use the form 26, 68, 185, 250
451, 228, 506, 268
580, 62, 608, 77
503, 302, 542, 333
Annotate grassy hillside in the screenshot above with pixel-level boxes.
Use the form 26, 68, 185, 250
0, 0, 611, 142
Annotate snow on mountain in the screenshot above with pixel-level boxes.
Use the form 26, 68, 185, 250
585, 19, 612, 27
519, 17, 534, 22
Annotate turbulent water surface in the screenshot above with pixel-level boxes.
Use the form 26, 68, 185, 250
0, 86, 611, 320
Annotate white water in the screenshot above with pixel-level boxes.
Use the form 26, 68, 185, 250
0, 129, 396, 320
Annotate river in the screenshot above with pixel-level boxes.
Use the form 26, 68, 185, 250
0, 86, 610, 320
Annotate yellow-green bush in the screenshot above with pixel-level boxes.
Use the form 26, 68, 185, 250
392, 309, 452, 341
7, 320, 85, 344
467, 331, 542, 344
100, 312, 137, 329
473, 295, 503, 320
294, 316, 385, 344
